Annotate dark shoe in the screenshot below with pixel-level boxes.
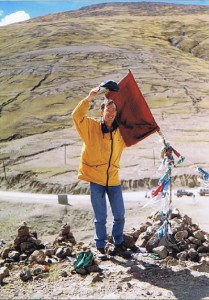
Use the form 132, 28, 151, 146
130, 245, 139, 252
97, 248, 109, 261
109, 243, 132, 259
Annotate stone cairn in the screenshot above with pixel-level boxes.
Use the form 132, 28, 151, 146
123, 208, 209, 264
53, 223, 76, 259
0, 222, 45, 264
0, 222, 77, 283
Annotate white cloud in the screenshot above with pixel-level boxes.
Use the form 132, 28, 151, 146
0, 11, 30, 27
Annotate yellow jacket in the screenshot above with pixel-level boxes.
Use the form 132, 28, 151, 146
72, 99, 126, 186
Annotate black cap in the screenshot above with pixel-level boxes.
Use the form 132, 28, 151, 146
99, 80, 119, 92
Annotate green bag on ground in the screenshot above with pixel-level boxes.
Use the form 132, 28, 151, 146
74, 250, 94, 274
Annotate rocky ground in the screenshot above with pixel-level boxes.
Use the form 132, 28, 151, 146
1, 190, 209, 299
1, 247, 209, 300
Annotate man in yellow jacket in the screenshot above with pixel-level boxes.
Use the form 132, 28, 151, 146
72, 86, 131, 259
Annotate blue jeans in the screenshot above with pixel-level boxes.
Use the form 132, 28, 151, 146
90, 182, 125, 249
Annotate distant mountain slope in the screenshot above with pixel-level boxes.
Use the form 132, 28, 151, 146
0, 2, 209, 193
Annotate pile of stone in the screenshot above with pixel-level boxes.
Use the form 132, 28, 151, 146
53, 223, 76, 259
0, 222, 46, 283
0, 222, 77, 283
0, 222, 45, 263
131, 208, 209, 262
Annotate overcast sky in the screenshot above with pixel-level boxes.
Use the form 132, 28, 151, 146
0, 0, 208, 27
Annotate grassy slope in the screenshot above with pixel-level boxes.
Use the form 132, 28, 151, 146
0, 3, 209, 193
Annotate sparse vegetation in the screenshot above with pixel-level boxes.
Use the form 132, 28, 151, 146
0, 2, 209, 193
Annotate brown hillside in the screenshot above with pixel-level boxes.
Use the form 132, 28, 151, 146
0, 2, 209, 194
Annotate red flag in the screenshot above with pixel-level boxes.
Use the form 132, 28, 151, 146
105, 70, 160, 147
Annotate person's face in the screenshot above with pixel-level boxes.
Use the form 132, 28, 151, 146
102, 103, 117, 124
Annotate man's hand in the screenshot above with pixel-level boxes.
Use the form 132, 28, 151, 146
85, 87, 100, 102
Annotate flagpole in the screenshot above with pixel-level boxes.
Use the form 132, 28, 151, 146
169, 167, 172, 205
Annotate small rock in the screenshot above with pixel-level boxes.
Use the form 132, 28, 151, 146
31, 293, 44, 300
153, 245, 168, 259
19, 267, 32, 282
29, 250, 46, 264
193, 230, 206, 241
60, 270, 68, 277
0, 266, 9, 283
